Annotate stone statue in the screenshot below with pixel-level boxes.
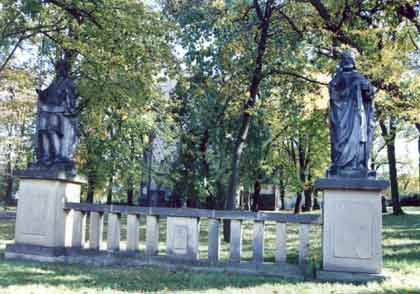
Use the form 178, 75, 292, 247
30, 58, 78, 175
327, 51, 376, 178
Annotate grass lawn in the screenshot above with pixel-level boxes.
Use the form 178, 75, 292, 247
0, 207, 419, 293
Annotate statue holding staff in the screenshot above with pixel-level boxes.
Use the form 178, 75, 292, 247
328, 51, 376, 178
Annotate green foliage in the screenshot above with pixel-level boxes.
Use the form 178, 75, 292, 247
1, 0, 419, 205
0, 68, 36, 198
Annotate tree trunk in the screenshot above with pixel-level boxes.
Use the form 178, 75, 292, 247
4, 144, 15, 204
294, 192, 303, 214
201, 128, 213, 201
187, 193, 197, 208
4, 161, 14, 204
86, 172, 96, 203
224, 1, 273, 242
415, 123, 420, 192
296, 138, 306, 214
106, 175, 113, 205
303, 172, 312, 212
313, 192, 320, 210
379, 118, 403, 215
280, 188, 285, 210
127, 176, 134, 206
278, 172, 286, 210
303, 188, 312, 212
145, 141, 154, 207
251, 180, 261, 211
382, 196, 388, 213
274, 185, 280, 211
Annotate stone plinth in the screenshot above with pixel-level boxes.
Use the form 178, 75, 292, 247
166, 217, 199, 260
315, 178, 388, 274
5, 172, 84, 261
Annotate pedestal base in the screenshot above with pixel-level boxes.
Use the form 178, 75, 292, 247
5, 173, 84, 261
5, 244, 66, 262
315, 178, 388, 274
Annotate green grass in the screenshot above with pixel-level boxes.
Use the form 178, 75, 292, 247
0, 208, 419, 293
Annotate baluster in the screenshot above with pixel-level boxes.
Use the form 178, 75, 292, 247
275, 223, 287, 263
145, 215, 159, 256
71, 210, 86, 248
64, 209, 75, 247
253, 220, 264, 263
107, 213, 121, 252
230, 220, 242, 263
127, 214, 139, 252
208, 218, 220, 263
89, 212, 104, 250
299, 224, 310, 265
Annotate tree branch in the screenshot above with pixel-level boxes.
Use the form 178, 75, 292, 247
266, 69, 328, 86
0, 38, 23, 72
254, 0, 263, 21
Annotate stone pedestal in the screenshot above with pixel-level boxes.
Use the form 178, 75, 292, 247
315, 178, 388, 274
5, 172, 84, 262
166, 217, 199, 260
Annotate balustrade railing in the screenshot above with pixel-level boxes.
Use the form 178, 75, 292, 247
63, 203, 321, 275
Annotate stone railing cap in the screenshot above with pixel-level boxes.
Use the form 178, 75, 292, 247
314, 177, 389, 191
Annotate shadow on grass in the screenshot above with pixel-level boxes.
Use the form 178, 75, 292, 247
384, 242, 420, 263
0, 257, 303, 292
1, 210, 419, 292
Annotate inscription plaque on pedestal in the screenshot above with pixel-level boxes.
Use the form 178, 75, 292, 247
166, 217, 199, 260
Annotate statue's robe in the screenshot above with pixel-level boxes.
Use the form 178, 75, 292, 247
328, 69, 374, 176
36, 77, 77, 163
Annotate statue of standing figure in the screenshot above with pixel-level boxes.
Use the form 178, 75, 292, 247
328, 51, 376, 178
31, 57, 78, 174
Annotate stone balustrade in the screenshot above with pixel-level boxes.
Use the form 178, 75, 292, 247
5, 175, 386, 282
62, 202, 321, 277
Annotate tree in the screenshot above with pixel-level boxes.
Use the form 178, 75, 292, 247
379, 117, 404, 215
0, 68, 36, 202
416, 123, 420, 191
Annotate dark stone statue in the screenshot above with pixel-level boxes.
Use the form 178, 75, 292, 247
29, 58, 78, 175
327, 51, 376, 178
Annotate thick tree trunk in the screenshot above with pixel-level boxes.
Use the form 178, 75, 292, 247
303, 173, 312, 212
4, 161, 14, 204
106, 175, 113, 205
303, 188, 312, 212
416, 123, 420, 192
278, 172, 286, 210
201, 128, 213, 201
4, 144, 15, 204
86, 172, 96, 203
251, 180, 261, 211
382, 196, 388, 213
274, 185, 280, 211
294, 192, 303, 214
127, 176, 134, 206
379, 118, 403, 215
187, 192, 197, 208
313, 192, 320, 210
224, 1, 273, 242
280, 188, 285, 210
145, 144, 153, 207
296, 138, 307, 213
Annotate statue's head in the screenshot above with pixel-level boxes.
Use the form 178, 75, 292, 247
55, 59, 70, 78
339, 50, 356, 71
